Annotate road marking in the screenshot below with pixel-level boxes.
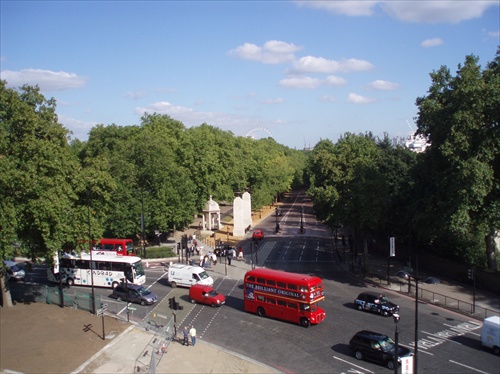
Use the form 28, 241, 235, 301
449, 360, 490, 373
332, 356, 374, 373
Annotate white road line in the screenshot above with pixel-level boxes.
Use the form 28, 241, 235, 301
332, 356, 374, 373
449, 360, 490, 373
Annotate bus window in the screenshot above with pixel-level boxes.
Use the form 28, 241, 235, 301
277, 300, 287, 307
288, 284, 298, 291
266, 298, 276, 305
301, 304, 311, 311
277, 281, 286, 288
300, 286, 307, 292
75, 260, 89, 269
287, 302, 298, 309
257, 295, 265, 302
257, 277, 265, 284
267, 280, 276, 286
247, 276, 255, 282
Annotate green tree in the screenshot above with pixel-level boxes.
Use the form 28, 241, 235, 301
0, 82, 82, 306
414, 51, 500, 268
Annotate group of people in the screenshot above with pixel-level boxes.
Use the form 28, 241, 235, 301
182, 325, 197, 346
200, 251, 217, 268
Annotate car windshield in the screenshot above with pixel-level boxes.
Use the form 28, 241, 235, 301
199, 271, 209, 280
379, 337, 395, 352
208, 290, 218, 297
137, 287, 151, 296
379, 295, 389, 303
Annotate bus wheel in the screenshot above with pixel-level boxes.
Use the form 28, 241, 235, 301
300, 318, 310, 328
66, 278, 74, 287
171, 281, 177, 288
257, 307, 266, 317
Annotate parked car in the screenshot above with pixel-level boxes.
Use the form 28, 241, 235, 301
395, 270, 411, 280
4, 260, 26, 281
424, 276, 441, 284
189, 284, 225, 307
354, 291, 399, 317
110, 283, 158, 306
252, 229, 264, 240
349, 330, 412, 370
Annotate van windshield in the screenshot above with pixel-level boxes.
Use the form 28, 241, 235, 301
198, 271, 209, 280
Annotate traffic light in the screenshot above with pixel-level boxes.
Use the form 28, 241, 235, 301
467, 268, 474, 280
168, 297, 175, 309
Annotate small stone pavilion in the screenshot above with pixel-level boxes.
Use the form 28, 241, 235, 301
201, 196, 222, 232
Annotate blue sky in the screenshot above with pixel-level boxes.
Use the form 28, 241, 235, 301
1, 1, 499, 149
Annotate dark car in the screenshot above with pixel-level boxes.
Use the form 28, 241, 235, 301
349, 330, 412, 370
110, 283, 158, 306
395, 270, 411, 280
252, 229, 264, 240
354, 291, 399, 317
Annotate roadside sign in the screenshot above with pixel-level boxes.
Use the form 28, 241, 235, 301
401, 355, 413, 374
389, 237, 396, 257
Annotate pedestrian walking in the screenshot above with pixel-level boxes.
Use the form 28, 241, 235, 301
227, 249, 233, 265
189, 325, 196, 346
182, 326, 189, 346
211, 252, 217, 265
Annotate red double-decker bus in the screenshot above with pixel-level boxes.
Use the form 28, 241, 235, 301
94, 238, 135, 256
243, 268, 326, 327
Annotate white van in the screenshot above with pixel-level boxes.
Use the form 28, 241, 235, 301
4, 260, 26, 281
167, 263, 213, 288
481, 316, 500, 355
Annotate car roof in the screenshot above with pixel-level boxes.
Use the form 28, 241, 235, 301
358, 291, 383, 297
118, 283, 143, 290
354, 330, 389, 340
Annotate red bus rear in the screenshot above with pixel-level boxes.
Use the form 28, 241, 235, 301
244, 268, 326, 327
94, 238, 135, 256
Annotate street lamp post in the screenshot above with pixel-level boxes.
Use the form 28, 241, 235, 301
393, 313, 400, 374
275, 208, 280, 233
411, 275, 421, 374
141, 190, 146, 258
300, 206, 304, 234
87, 189, 96, 315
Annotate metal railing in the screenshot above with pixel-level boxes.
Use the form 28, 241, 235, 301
363, 273, 498, 320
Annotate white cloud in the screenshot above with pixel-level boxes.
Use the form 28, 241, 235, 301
296, 0, 496, 24
294, 0, 378, 16
291, 56, 374, 74
326, 75, 347, 86
421, 38, 444, 48
135, 101, 269, 132
228, 40, 302, 64
320, 95, 337, 102
261, 98, 285, 104
1, 69, 87, 91
381, 1, 495, 24
123, 90, 147, 100
367, 80, 399, 90
346, 93, 376, 104
487, 30, 500, 39
58, 114, 97, 140
279, 76, 323, 89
